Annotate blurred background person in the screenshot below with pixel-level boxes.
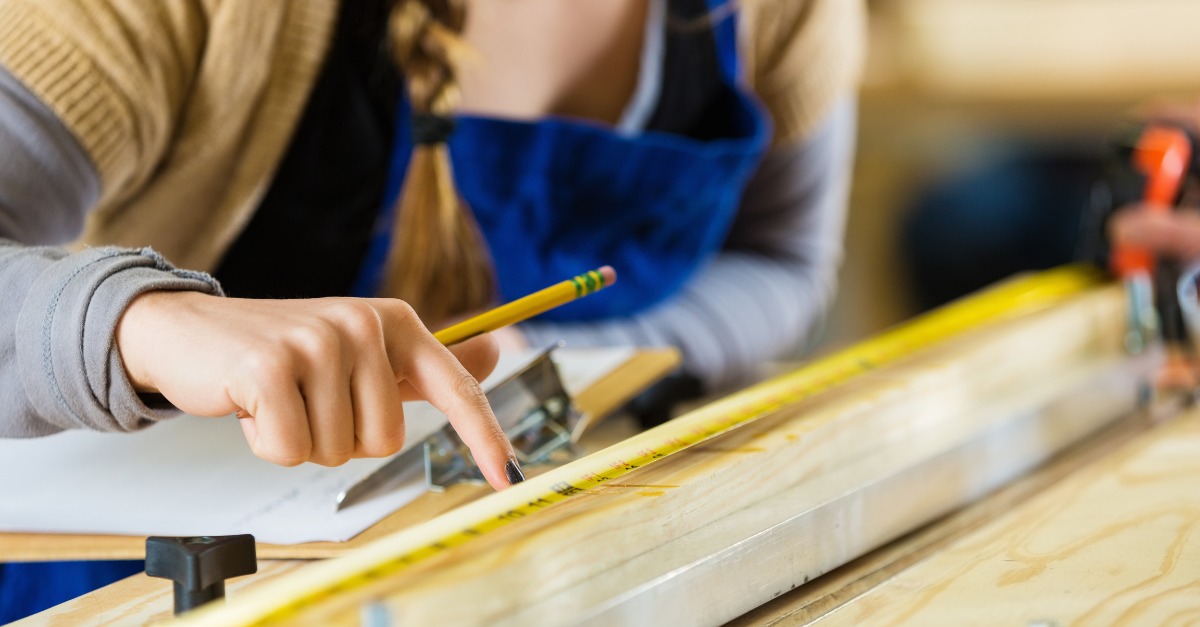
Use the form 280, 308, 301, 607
829, 0, 1200, 336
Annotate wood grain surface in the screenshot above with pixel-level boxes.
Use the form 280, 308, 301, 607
0, 349, 679, 562
176, 287, 1131, 627
725, 396, 1186, 627
806, 407, 1200, 627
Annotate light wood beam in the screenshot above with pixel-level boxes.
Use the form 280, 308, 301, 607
209, 287, 1134, 627
804, 406, 1200, 627
528, 355, 1148, 627
724, 397, 1184, 627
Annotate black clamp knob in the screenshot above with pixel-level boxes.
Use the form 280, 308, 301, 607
145, 535, 258, 615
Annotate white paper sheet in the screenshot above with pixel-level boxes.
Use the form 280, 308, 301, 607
0, 347, 634, 544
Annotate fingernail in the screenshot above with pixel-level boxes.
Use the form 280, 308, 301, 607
505, 458, 525, 485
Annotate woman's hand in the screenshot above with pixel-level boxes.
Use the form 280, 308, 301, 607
115, 291, 519, 490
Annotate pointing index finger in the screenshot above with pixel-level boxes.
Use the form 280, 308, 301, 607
384, 317, 517, 490
415, 341, 517, 490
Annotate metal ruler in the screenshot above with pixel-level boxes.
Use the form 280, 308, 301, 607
182, 266, 1103, 627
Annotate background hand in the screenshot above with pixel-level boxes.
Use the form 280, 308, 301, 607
1109, 205, 1200, 261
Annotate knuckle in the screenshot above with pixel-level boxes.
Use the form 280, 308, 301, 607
454, 370, 489, 410
311, 452, 352, 467
330, 300, 383, 339
272, 455, 309, 468
289, 320, 341, 358
246, 422, 311, 467
238, 346, 292, 382
380, 299, 421, 327
394, 299, 419, 319
259, 445, 309, 468
360, 430, 405, 458
329, 444, 355, 466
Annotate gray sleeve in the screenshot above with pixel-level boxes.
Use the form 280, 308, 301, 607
0, 66, 224, 437
521, 97, 857, 391
0, 66, 97, 246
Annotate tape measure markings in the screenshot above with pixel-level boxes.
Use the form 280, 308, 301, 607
184, 266, 1101, 627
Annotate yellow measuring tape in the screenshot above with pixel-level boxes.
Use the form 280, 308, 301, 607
184, 265, 1103, 627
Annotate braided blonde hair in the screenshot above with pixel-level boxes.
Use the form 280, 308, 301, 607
383, 0, 495, 326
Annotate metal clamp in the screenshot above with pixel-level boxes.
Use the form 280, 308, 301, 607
336, 344, 587, 509
423, 344, 582, 491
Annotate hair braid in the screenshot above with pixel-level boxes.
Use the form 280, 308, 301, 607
382, 0, 495, 326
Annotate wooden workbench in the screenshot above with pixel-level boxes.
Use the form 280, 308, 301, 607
22, 281, 1200, 627
25, 403, 1200, 627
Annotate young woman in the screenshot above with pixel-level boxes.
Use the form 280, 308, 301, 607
0, 0, 863, 618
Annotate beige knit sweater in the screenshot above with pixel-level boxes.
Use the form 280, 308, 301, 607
0, 0, 865, 273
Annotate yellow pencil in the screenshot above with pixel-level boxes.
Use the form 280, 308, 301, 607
435, 266, 618, 345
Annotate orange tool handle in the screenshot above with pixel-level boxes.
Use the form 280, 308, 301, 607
1111, 125, 1192, 277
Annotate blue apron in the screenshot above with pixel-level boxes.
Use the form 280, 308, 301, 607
353, 0, 772, 319
0, 560, 145, 622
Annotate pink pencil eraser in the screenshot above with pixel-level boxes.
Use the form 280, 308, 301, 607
598, 265, 617, 286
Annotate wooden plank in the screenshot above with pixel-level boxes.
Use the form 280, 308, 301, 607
11, 561, 308, 627
502, 354, 1151, 627
186, 286, 1131, 627
32, 374, 1185, 627
0, 349, 678, 562
798, 411, 1200, 626
724, 396, 1186, 627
